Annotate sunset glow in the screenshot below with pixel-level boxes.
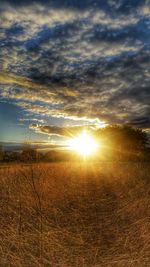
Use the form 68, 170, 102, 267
68, 130, 98, 157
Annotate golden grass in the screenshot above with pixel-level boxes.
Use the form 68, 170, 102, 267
0, 162, 150, 267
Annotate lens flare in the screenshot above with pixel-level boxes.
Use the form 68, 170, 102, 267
68, 130, 97, 157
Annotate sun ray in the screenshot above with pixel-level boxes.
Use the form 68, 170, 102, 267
67, 130, 98, 158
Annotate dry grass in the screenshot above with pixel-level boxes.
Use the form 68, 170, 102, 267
0, 162, 150, 267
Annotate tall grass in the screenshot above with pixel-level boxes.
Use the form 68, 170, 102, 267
0, 162, 150, 266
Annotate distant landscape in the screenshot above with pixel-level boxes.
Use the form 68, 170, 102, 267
0, 125, 150, 163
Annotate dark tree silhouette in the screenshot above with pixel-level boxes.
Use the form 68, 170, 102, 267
0, 145, 4, 161
95, 125, 149, 160
97, 125, 148, 150
21, 143, 39, 162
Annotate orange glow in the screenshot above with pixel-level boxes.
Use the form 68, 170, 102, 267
67, 130, 98, 158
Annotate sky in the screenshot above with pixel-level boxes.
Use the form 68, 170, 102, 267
0, 0, 150, 146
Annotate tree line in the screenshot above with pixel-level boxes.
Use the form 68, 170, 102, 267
0, 125, 149, 162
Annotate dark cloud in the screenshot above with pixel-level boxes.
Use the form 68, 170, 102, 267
1, 0, 146, 13
130, 117, 150, 128
30, 124, 96, 137
5, 23, 24, 37
0, 0, 150, 139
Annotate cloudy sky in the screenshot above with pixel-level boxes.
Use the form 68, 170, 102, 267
0, 0, 150, 145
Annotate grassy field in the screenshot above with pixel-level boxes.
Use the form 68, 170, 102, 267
0, 162, 150, 267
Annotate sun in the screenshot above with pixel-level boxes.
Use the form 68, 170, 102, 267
68, 130, 98, 157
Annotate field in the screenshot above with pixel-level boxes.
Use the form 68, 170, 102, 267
0, 162, 150, 267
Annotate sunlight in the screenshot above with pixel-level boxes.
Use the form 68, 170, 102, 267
68, 130, 98, 158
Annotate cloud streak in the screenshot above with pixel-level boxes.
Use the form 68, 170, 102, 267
29, 124, 97, 138
0, 0, 150, 142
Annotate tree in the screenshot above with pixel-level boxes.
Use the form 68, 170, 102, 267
95, 125, 149, 160
0, 145, 4, 161
21, 143, 39, 162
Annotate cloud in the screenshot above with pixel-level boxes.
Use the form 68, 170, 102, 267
0, 72, 55, 93
2, 0, 146, 13
0, 72, 78, 104
29, 124, 98, 137
130, 117, 150, 128
0, 0, 150, 135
